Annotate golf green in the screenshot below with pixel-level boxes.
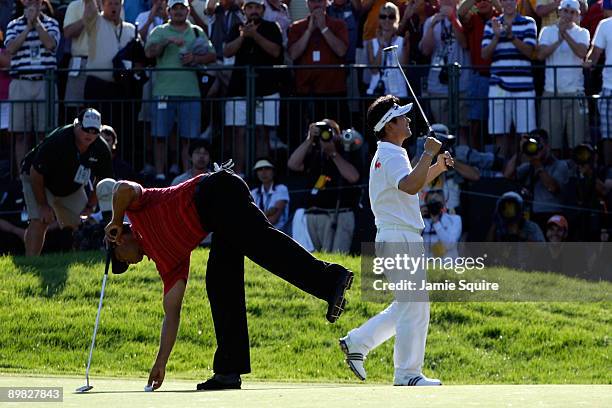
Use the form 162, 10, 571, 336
1, 375, 610, 407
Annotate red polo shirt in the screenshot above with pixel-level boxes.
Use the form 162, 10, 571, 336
464, 11, 498, 75
126, 175, 208, 294
287, 15, 348, 95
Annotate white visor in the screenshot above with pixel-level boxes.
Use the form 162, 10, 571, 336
373, 103, 413, 133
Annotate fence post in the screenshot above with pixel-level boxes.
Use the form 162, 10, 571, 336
448, 62, 461, 137
45, 68, 55, 135
246, 65, 256, 177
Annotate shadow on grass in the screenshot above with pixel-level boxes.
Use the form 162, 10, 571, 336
73, 385, 361, 395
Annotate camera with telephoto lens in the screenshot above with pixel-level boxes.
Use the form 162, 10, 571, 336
341, 128, 364, 152
573, 144, 595, 165
311, 121, 334, 145
522, 137, 543, 157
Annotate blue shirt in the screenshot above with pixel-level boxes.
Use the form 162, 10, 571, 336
326, 3, 359, 63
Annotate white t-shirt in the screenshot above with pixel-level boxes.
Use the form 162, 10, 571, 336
64, 0, 89, 56
135, 11, 166, 38
369, 141, 425, 231
539, 24, 589, 93
86, 15, 135, 82
593, 17, 612, 90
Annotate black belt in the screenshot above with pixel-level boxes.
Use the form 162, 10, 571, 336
306, 208, 353, 215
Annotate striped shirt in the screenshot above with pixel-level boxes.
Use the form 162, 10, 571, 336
481, 14, 537, 92
4, 14, 60, 77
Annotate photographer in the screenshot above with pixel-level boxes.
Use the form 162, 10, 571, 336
486, 191, 545, 242
503, 129, 570, 233
421, 189, 462, 258
287, 119, 362, 253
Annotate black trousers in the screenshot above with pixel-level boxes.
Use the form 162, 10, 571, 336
194, 170, 341, 374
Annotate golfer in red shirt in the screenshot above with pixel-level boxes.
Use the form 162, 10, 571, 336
104, 168, 353, 391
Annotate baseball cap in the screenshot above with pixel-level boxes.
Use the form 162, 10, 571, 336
110, 223, 132, 274
253, 159, 274, 171
245, 0, 265, 5
168, 0, 189, 8
96, 178, 116, 212
374, 103, 413, 132
76, 108, 102, 132
559, 0, 580, 11
547, 215, 569, 230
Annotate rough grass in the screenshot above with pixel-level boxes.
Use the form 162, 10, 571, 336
0, 250, 610, 384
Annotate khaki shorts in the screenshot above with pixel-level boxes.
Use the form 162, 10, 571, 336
21, 173, 87, 228
540, 91, 587, 149
427, 92, 469, 128
9, 79, 57, 133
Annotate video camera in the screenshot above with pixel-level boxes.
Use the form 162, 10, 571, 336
341, 128, 364, 152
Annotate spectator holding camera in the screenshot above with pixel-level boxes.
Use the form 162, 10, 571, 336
145, 0, 216, 180
419, 0, 470, 130
503, 130, 570, 233
482, 0, 537, 158
5, 0, 60, 168
421, 189, 462, 258
171, 139, 212, 185
365, 2, 409, 97
250, 158, 290, 230
223, 0, 283, 175
486, 191, 545, 241
287, 119, 361, 253
538, 0, 590, 153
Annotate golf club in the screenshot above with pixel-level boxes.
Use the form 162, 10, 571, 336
76, 245, 112, 393
383, 45, 434, 135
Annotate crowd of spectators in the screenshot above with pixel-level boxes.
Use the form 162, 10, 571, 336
1, 0, 612, 257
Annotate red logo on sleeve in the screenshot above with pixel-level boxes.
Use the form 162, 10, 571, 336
375, 161, 382, 169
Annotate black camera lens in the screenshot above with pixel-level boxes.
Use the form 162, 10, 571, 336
522, 137, 541, 157
314, 121, 334, 142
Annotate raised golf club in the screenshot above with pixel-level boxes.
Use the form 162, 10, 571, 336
383, 44, 434, 135
76, 246, 112, 393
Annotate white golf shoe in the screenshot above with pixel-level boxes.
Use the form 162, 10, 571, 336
394, 374, 442, 386
339, 336, 367, 381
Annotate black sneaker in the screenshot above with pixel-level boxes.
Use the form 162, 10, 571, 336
196, 374, 241, 391
326, 264, 354, 323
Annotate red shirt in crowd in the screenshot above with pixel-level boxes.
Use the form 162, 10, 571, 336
464, 11, 498, 75
287, 15, 349, 95
126, 175, 208, 294
582, 0, 604, 38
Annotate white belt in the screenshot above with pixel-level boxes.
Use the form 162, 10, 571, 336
377, 224, 422, 235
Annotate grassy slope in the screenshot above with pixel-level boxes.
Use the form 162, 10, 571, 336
0, 250, 610, 384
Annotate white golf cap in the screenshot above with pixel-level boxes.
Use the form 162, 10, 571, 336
559, 0, 580, 11
78, 108, 102, 131
245, 0, 265, 5
253, 159, 275, 171
374, 103, 413, 132
96, 178, 116, 212
168, 0, 189, 8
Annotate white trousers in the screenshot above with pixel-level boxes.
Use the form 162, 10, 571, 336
349, 228, 430, 378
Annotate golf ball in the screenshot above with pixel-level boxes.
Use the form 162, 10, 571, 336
144, 385, 154, 392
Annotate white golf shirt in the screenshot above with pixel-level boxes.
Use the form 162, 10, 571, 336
369, 141, 425, 231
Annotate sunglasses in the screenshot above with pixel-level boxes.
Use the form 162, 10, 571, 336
379, 14, 396, 20
82, 127, 99, 135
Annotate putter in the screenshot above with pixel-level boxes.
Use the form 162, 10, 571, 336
383, 45, 434, 135
76, 246, 112, 393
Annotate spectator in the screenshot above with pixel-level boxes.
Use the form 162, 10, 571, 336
365, 2, 409, 98
419, 0, 470, 136
545, 214, 568, 241
538, 0, 589, 153
536, 0, 586, 26
0, 32, 10, 134
250, 158, 290, 230
63, 0, 101, 111
171, 138, 212, 185
100, 124, 137, 181
287, 0, 348, 97
186, 0, 209, 30
83, 0, 136, 136
398, 0, 437, 65
327, 0, 360, 64
287, 119, 361, 253
581, 0, 604, 38
0, 0, 16, 35
136, 0, 168, 41
145, 0, 216, 180
4, 0, 60, 168
487, 191, 545, 241
518, 0, 537, 18
585, 11, 612, 167
20, 108, 113, 256
504, 130, 570, 232
421, 189, 462, 258
206, 0, 245, 60
223, 0, 283, 174
264, 0, 292, 47
482, 0, 537, 158
459, 0, 499, 149
362, 0, 402, 41
124, 0, 150, 23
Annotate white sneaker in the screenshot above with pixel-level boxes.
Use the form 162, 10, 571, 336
394, 374, 442, 386
339, 336, 367, 381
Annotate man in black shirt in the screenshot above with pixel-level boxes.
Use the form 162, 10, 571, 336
223, 0, 283, 174
288, 119, 362, 253
21, 108, 114, 256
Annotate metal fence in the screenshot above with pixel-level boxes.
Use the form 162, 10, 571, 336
1, 63, 609, 178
